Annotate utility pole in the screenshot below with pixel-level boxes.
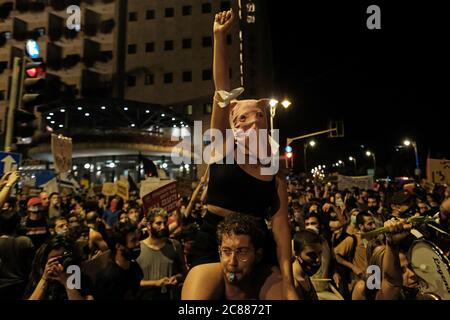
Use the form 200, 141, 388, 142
4, 57, 22, 152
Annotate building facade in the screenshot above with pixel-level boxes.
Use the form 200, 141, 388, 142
0, 0, 273, 183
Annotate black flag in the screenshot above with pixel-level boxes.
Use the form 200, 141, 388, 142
139, 154, 158, 177
128, 175, 139, 193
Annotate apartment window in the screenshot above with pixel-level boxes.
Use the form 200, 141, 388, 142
182, 71, 192, 82
203, 103, 212, 115
202, 36, 212, 47
182, 5, 192, 16
220, 1, 231, 11
145, 74, 154, 85
0, 61, 7, 74
164, 73, 173, 84
128, 44, 137, 54
146, 42, 155, 52
165, 8, 174, 17
129, 12, 137, 22
227, 34, 232, 45
202, 3, 212, 13
182, 38, 192, 49
146, 10, 155, 20
184, 105, 193, 115
202, 69, 212, 81
164, 40, 174, 51
127, 76, 136, 87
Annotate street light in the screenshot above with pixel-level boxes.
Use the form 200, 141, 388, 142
349, 156, 357, 172
268, 98, 291, 136
365, 150, 376, 176
304, 140, 316, 174
403, 138, 420, 178
281, 100, 291, 109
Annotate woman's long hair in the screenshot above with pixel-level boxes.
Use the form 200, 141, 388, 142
24, 235, 74, 298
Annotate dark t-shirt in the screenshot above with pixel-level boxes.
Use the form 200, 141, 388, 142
0, 235, 35, 299
24, 216, 50, 249
83, 251, 143, 300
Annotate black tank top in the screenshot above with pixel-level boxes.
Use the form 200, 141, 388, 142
206, 162, 279, 218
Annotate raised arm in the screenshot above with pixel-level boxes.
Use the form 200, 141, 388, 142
271, 175, 299, 300
184, 167, 209, 218
211, 10, 235, 135
0, 171, 19, 209
377, 219, 412, 300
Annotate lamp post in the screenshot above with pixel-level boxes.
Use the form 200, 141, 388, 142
269, 99, 291, 136
348, 156, 357, 172
304, 140, 316, 174
365, 150, 376, 176
403, 139, 420, 178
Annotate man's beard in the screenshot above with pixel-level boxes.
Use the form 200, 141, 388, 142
151, 227, 169, 238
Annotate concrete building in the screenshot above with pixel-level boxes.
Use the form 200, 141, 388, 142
0, 0, 273, 183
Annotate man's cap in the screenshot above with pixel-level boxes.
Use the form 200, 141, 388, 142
27, 197, 42, 207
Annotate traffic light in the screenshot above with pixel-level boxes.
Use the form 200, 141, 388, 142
21, 60, 46, 112
285, 146, 294, 169
14, 108, 37, 143
13, 59, 45, 143
328, 120, 344, 138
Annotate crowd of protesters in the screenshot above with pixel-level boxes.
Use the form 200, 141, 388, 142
1, 167, 449, 300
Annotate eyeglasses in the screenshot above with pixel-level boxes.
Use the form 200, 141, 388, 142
219, 247, 252, 262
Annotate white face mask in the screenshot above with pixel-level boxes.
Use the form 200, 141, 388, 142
305, 225, 320, 234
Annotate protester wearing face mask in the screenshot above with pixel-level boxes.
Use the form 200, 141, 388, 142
82, 221, 143, 300
334, 211, 376, 296
23, 197, 50, 249
137, 208, 187, 300
292, 230, 322, 300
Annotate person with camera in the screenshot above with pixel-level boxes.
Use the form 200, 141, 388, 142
25, 235, 93, 300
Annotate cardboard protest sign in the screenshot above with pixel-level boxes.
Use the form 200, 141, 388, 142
102, 182, 116, 196
51, 134, 72, 173
428, 159, 450, 184
116, 180, 129, 201
141, 179, 178, 213
337, 175, 374, 190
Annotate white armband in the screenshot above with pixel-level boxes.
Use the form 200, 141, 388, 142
214, 87, 245, 108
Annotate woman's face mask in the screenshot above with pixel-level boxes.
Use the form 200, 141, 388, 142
230, 100, 272, 162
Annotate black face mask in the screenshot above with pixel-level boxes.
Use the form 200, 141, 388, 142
122, 246, 141, 261
151, 226, 169, 239
297, 257, 321, 277
402, 286, 419, 300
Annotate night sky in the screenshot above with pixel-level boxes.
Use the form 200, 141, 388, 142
267, 1, 448, 176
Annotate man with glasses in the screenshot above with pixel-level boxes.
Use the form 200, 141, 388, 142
182, 213, 284, 300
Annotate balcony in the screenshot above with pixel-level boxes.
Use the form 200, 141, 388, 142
50, 0, 81, 11
0, 2, 14, 20
16, 0, 46, 13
